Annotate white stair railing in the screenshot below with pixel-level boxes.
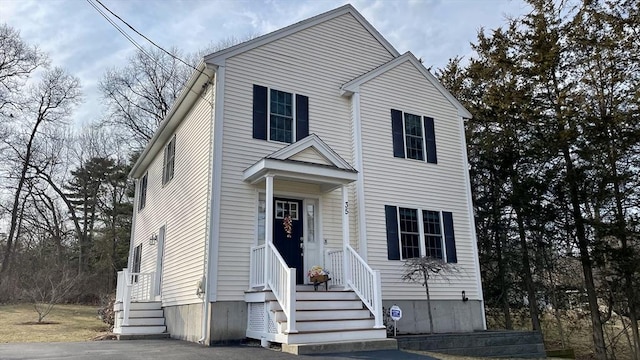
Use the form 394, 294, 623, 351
250, 244, 266, 288
345, 245, 383, 328
130, 272, 154, 301
265, 242, 297, 334
115, 268, 155, 327
325, 249, 344, 286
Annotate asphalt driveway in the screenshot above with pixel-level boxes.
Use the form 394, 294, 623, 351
0, 339, 438, 360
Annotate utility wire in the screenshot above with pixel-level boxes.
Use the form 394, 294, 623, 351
93, 0, 205, 76
85, 0, 213, 105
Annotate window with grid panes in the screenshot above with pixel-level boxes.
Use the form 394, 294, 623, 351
399, 207, 421, 259
269, 89, 293, 143
404, 113, 424, 160
423, 210, 443, 259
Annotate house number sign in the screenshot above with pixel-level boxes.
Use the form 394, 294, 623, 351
344, 201, 349, 215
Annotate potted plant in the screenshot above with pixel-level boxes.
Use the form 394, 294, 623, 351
307, 265, 330, 291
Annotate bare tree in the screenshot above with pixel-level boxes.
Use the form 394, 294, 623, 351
99, 46, 191, 147
99, 35, 257, 148
0, 68, 81, 277
0, 24, 48, 116
402, 257, 459, 334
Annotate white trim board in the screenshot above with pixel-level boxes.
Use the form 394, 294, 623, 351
340, 52, 472, 119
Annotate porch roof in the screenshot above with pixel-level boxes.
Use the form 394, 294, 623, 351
243, 134, 358, 192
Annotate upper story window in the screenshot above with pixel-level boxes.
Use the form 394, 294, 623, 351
391, 109, 437, 164
385, 205, 457, 263
270, 89, 293, 143
253, 84, 309, 143
163, 136, 175, 185
138, 173, 148, 211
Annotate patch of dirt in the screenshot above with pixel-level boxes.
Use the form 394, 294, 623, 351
17, 321, 60, 325
92, 333, 117, 341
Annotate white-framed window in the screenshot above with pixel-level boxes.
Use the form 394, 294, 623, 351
398, 207, 444, 260
270, 89, 294, 143
138, 173, 148, 211
252, 84, 308, 143
131, 243, 142, 282
403, 112, 424, 161
162, 135, 176, 185
391, 109, 437, 163
275, 200, 299, 220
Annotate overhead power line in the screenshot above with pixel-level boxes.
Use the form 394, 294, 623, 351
93, 0, 203, 75
85, 0, 213, 105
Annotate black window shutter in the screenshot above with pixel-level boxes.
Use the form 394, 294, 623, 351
296, 94, 309, 141
385, 205, 401, 260
424, 116, 437, 164
443, 211, 457, 263
252, 85, 268, 140
391, 109, 405, 158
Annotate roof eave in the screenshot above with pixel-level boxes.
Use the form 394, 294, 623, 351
129, 61, 215, 179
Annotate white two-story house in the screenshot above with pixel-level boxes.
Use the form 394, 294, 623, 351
114, 4, 485, 348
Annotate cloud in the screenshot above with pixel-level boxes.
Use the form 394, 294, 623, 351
2, 0, 528, 127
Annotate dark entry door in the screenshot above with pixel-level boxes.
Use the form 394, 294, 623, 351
273, 197, 304, 284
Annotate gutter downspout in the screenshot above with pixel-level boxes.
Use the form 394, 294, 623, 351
198, 72, 216, 344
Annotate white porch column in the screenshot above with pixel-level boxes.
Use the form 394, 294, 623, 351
342, 185, 351, 288
262, 175, 274, 348
264, 175, 274, 289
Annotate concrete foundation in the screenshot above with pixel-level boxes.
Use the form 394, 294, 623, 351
209, 301, 247, 344
382, 299, 484, 334
163, 303, 203, 343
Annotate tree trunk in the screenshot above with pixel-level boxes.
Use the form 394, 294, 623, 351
561, 144, 607, 360
514, 205, 542, 331
424, 269, 434, 334
1, 116, 43, 276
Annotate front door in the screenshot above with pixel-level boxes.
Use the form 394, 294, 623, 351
273, 198, 304, 284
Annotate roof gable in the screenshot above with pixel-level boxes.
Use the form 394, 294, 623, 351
204, 4, 399, 66
341, 52, 472, 119
267, 134, 355, 171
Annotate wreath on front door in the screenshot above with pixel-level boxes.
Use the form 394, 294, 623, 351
283, 214, 292, 238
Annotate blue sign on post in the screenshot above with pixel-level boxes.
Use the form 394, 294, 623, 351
390, 305, 402, 321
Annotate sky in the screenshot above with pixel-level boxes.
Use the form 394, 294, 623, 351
0, 0, 531, 127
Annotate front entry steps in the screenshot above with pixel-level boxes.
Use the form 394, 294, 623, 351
113, 301, 169, 339
246, 285, 390, 353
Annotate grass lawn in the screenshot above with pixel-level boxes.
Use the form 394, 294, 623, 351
0, 304, 110, 343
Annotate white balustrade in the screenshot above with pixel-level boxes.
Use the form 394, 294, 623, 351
250, 244, 266, 288
325, 249, 344, 286
115, 268, 155, 328
265, 242, 297, 334
325, 245, 383, 329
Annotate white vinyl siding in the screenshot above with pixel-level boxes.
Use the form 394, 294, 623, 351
358, 59, 480, 300
289, 148, 332, 165
216, 13, 393, 301
131, 84, 214, 307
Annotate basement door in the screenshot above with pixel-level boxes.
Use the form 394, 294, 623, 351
273, 197, 304, 284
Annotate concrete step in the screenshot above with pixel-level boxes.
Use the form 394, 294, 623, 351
116, 309, 164, 318
282, 328, 387, 344
296, 291, 359, 301
274, 309, 371, 322
114, 301, 162, 311
117, 333, 171, 340
117, 317, 165, 326
114, 325, 167, 335
278, 318, 375, 333
282, 338, 397, 355
270, 300, 363, 311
